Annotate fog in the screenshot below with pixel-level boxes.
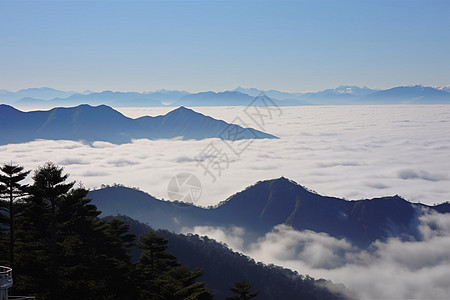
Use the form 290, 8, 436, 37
3, 104, 450, 298
2, 105, 449, 207
183, 209, 450, 299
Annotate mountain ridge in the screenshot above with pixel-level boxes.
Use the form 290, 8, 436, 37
88, 177, 450, 248
0, 104, 277, 145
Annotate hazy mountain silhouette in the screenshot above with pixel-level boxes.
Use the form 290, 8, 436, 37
234, 87, 305, 99
0, 87, 77, 103
16, 90, 189, 107
175, 91, 254, 106
0, 104, 277, 145
4, 85, 450, 107
89, 177, 450, 248
363, 85, 450, 104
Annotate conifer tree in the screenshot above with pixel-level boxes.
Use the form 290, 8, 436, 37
14, 162, 138, 299
226, 280, 261, 300
136, 231, 213, 299
92, 218, 137, 299
167, 266, 214, 300
0, 163, 30, 269
29, 162, 74, 298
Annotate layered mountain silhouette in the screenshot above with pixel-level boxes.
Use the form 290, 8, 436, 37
89, 177, 450, 248
3, 84, 450, 107
0, 104, 277, 145
175, 91, 253, 106
16, 90, 188, 107
362, 85, 450, 104
0, 87, 78, 102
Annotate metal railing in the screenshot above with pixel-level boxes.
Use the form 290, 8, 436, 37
0, 266, 13, 289
1, 266, 36, 299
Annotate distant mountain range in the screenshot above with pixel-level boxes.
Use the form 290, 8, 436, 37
88, 177, 450, 248
0, 87, 81, 102
2, 85, 450, 107
363, 85, 450, 104
0, 104, 277, 145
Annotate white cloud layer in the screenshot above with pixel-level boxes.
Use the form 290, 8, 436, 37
3, 105, 450, 298
183, 210, 450, 299
1, 105, 449, 206
181, 225, 246, 250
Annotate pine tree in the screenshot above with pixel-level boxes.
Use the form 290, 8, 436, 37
226, 280, 261, 300
168, 266, 214, 300
29, 162, 74, 299
135, 231, 213, 299
55, 186, 105, 299
137, 231, 180, 274
12, 162, 141, 299
135, 231, 179, 299
0, 163, 30, 269
91, 218, 137, 299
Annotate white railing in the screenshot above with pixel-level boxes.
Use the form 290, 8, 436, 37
0, 266, 13, 289
0, 266, 36, 300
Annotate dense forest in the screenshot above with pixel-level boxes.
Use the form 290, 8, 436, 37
0, 162, 350, 299
116, 215, 352, 299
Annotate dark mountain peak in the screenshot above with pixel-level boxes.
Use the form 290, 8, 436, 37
171, 106, 194, 112
0, 104, 24, 121
270, 176, 298, 185
264, 176, 316, 194
389, 194, 406, 201
1, 104, 277, 145
215, 177, 316, 213
0, 104, 20, 112
49, 103, 127, 116
165, 106, 205, 118
359, 195, 412, 212
432, 202, 450, 214
72, 103, 95, 109
91, 185, 159, 201
79, 103, 117, 111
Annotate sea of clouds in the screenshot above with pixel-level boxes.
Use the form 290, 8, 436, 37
182, 208, 450, 299
2, 104, 450, 298
2, 105, 449, 207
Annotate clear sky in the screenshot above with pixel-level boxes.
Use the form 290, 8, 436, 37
1, 0, 449, 93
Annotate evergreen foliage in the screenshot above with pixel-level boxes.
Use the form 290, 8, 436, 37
3, 162, 212, 299
226, 280, 260, 300
0, 163, 30, 269
135, 231, 213, 299
114, 215, 353, 299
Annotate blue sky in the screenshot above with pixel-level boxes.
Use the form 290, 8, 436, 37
0, 0, 449, 92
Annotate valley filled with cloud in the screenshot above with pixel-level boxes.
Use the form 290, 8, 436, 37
182, 208, 450, 299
